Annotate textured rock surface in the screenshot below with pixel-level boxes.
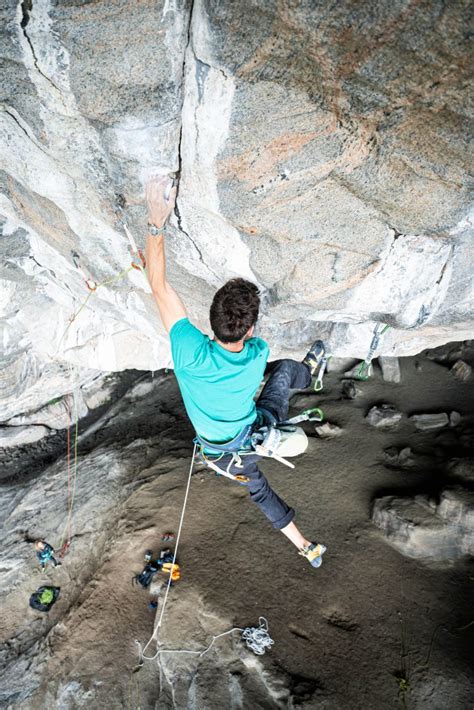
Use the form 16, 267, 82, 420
373, 488, 474, 560
410, 412, 449, 431
366, 404, 402, 428
0, 424, 49, 448
0, 0, 473, 419
1, 348, 474, 708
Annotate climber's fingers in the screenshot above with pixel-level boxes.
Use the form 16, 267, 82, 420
146, 175, 176, 226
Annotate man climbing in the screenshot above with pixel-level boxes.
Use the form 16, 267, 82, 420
34, 539, 62, 571
145, 177, 326, 568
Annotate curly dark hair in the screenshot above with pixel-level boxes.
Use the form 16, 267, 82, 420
210, 278, 260, 343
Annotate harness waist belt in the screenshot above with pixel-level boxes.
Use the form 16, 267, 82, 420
194, 424, 254, 455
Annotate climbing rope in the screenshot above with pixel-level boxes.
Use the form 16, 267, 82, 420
241, 618, 274, 655
355, 323, 390, 380
135, 618, 273, 662
54, 225, 149, 557
137, 442, 197, 663
57, 224, 147, 354
58, 392, 79, 557
135, 445, 274, 666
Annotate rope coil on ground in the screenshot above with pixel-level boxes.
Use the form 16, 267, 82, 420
135, 446, 274, 666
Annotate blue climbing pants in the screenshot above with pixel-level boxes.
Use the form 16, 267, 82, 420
209, 359, 311, 529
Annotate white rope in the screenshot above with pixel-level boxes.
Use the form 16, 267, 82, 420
241, 617, 274, 655
135, 446, 274, 665
138, 442, 197, 661
135, 618, 273, 662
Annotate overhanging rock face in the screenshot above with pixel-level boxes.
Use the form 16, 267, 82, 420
0, 0, 472, 419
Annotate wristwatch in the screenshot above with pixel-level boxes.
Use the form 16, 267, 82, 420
148, 223, 165, 236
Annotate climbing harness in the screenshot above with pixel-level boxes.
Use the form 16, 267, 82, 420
195, 407, 324, 476
354, 323, 390, 380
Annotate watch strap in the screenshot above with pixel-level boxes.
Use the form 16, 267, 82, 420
148, 223, 165, 236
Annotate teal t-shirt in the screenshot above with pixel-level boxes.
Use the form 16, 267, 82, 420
170, 318, 269, 442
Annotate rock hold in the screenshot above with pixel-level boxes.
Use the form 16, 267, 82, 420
0, 425, 50, 449
451, 360, 472, 382
449, 411, 462, 427
0, 1, 473, 420
410, 413, 449, 431
372, 487, 474, 560
382, 446, 415, 469
7, 392, 88, 430
379, 356, 401, 383
366, 405, 403, 429
341, 380, 361, 400
315, 422, 343, 438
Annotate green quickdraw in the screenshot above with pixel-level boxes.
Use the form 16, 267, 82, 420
355, 323, 390, 381
314, 356, 331, 392
278, 407, 324, 427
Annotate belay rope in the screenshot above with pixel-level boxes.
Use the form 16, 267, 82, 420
135, 444, 274, 668
56, 224, 148, 556
57, 223, 147, 353
57, 392, 79, 557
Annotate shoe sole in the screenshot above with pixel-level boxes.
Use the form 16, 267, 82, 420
310, 544, 327, 568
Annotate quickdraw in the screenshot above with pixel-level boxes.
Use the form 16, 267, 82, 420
355, 323, 390, 380
314, 356, 330, 392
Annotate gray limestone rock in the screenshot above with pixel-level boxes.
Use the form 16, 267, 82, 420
315, 422, 343, 439
7, 392, 88, 430
0, 1, 473, 418
379, 356, 401, 383
451, 360, 472, 381
410, 413, 449, 431
366, 405, 402, 429
373, 488, 474, 560
383, 446, 415, 469
0, 425, 50, 448
81, 375, 119, 410
449, 411, 462, 427
448, 459, 474, 483
341, 380, 361, 400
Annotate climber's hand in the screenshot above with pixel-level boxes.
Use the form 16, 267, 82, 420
146, 176, 177, 228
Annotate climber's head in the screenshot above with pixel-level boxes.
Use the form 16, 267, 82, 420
35, 540, 45, 551
210, 278, 260, 343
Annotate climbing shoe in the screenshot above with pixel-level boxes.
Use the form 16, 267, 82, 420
299, 543, 327, 568
302, 339, 326, 377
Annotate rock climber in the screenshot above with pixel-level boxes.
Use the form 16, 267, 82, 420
34, 539, 62, 571
144, 176, 327, 568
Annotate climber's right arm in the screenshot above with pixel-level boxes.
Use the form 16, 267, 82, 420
145, 177, 187, 333
146, 232, 187, 333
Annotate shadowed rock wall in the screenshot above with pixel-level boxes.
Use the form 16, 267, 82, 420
0, 0, 472, 420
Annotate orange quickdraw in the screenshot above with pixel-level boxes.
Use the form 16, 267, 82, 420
131, 249, 146, 271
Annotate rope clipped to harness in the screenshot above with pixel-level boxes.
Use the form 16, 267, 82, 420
355, 323, 390, 380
